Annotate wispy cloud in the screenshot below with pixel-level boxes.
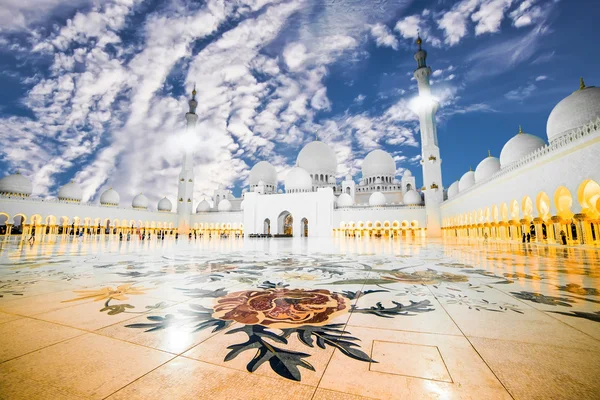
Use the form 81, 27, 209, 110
369, 23, 398, 50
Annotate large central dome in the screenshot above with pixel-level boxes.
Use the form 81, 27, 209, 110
296, 141, 337, 175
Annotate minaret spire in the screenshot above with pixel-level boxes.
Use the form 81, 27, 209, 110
412, 36, 443, 237
177, 85, 198, 234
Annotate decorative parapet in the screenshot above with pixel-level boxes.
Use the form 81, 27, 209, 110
0, 194, 162, 214
442, 117, 600, 204
334, 205, 425, 210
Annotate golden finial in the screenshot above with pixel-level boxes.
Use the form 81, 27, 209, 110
192, 83, 197, 97
518, 125, 523, 135
469, 166, 473, 172
580, 77, 586, 90
488, 149, 491, 157
416, 32, 422, 49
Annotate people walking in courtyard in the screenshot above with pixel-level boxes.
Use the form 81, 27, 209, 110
560, 230, 567, 245
526, 233, 531, 242
522, 233, 526, 243
28, 228, 35, 245
127, 232, 131, 241
483, 232, 488, 243
119, 232, 123, 241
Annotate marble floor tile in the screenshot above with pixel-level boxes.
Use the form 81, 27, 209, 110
469, 337, 600, 400
0, 374, 87, 400
0, 289, 96, 317
311, 388, 378, 400
105, 356, 315, 400
348, 291, 462, 336
318, 326, 512, 399
0, 333, 174, 399
0, 237, 599, 399
182, 323, 336, 387
35, 293, 175, 331
0, 318, 85, 362
97, 302, 229, 354
0, 311, 21, 324
369, 340, 452, 382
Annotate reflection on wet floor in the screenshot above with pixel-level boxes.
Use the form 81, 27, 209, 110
0, 236, 599, 400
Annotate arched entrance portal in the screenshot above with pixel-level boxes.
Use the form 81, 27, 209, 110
301, 218, 308, 237
264, 218, 271, 235
278, 211, 293, 236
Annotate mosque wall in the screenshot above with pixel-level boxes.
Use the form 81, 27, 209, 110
440, 130, 600, 220
190, 211, 243, 225
355, 191, 403, 205
242, 188, 335, 237
0, 196, 177, 227
333, 206, 427, 229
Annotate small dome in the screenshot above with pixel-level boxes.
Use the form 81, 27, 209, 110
368, 191, 386, 206
500, 129, 545, 167
157, 197, 172, 212
277, 189, 283, 194
240, 200, 245, 211
447, 181, 459, 199
403, 169, 412, 178
100, 188, 120, 206
458, 170, 475, 192
285, 167, 313, 193
218, 199, 232, 211
249, 161, 277, 187
547, 84, 600, 142
404, 189, 422, 205
336, 193, 354, 207
0, 172, 32, 197
132, 193, 149, 209
474, 155, 500, 182
58, 181, 83, 202
362, 149, 396, 179
296, 141, 337, 175
196, 199, 210, 212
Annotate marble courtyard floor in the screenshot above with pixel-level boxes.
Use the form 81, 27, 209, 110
0, 236, 599, 400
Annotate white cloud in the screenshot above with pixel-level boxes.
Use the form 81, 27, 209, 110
395, 14, 442, 47
510, 0, 549, 28
353, 94, 366, 104
535, 75, 547, 81
505, 83, 537, 100
369, 23, 398, 50
0, 0, 93, 32
472, 0, 514, 36
467, 23, 550, 79
437, 0, 480, 45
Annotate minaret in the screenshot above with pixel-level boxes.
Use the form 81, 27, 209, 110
177, 86, 198, 234
413, 35, 443, 237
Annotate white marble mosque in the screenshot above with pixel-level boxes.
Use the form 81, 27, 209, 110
1, 37, 599, 246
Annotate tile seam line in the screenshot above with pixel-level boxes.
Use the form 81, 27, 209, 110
102, 355, 319, 399
310, 270, 373, 400
486, 282, 600, 344
425, 284, 516, 400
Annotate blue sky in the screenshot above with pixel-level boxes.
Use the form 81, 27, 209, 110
0, 0, 598, 205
